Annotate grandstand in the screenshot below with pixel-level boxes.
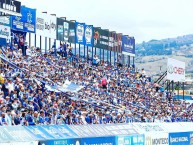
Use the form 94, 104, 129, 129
0, 0, 193, 145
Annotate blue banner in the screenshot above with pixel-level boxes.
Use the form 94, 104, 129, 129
11, 6, 36, 33
84, 24, 93, 47
122, 36, 135, 56
39, 139, 81, 145
75, 22, 85, 45
169, 132, 190, 145
81, 137, 116, 145
117, 135, 144, 145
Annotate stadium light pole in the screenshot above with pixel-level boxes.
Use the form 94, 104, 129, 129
110, 31, 116, 65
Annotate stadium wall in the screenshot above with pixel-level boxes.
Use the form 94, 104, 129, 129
0, 123, 193, 145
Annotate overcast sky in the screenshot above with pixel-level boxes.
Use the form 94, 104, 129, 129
19, 0, 193, 43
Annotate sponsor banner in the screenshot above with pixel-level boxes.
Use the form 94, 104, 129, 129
117, 33, 122, 53
109, 31, 114, 51
84, 24, 93, 46
167, 58, 185, 82
117, 135, 144, 145
0, 141, 38, 145
68, 21, 75, 43
0, 0, 21, 15
39, 139, 81, 145
145, 133, 168, 145
122, 36, 135, 56
11, 6, 36, 33
75, 22, 85, 45
0, 25, 11, 40
57, 18, 64, 41
0, 16, 10, 26
63, 21, 69, 42
169, 132, 190, 145
81, 137, 116, 145
36, 11, 57, 39
94, 27, 109, 50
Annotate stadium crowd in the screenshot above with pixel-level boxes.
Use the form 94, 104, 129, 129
0, 36, 193, 126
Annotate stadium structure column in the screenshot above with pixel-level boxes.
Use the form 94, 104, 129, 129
79, 44, 80, 57
34, 34, 36, 47
29, 33, 31, 48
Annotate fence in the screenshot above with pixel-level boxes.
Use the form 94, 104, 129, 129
0, 123, 193, 145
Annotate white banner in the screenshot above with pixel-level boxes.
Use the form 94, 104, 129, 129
167, 58, 185, 82
1, 141, 38, 145
0, 25, 11, 40
36, 11, 57, 39
145, 133, 169, 145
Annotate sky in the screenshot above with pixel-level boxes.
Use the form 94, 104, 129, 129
19, 0, 193, 43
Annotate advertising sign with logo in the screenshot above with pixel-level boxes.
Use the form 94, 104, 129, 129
145, 133, 168, 145
0, 16, 10, 26
11, 6, 36, 33
75, 22, 85, 45
36, 11, 56, 39
68, 21, 75, 43
117, 135, 144, 145
167, 58, 185, 82
63, 21, 69, 42
39, 139, 81, 145
0, 0, 21, 16
0, 25, 10, 40
122, 36, 135, 56
169, 132, 190, 145
21, 6, 36, 33
57, 18, 64, 41
109, 31, 115, 51
94, 27, 109, 50
84, 24, 93, 47
117, 33, 122, 53
81, 137, 116, 145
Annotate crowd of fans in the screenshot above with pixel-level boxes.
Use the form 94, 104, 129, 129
0, 37, 193, 126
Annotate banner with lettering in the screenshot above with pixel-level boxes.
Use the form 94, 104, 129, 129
122, 35, 135, 56
117, 135, 144, 145
93, 27, 109, 50
81, 137, 116, 145
0, 24, 11, 40
39, 139, 81, 145
36, 11, 56, 39
145, 133, 168, 145
57, 18, 64, 41
169, 132, 191, 145
11, 6, 36, 33
68, 21, 75, 43
75, 22, 85, 45
0, 16, 11, 26
84, 24, 93, 47
109, 31, 114, 51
